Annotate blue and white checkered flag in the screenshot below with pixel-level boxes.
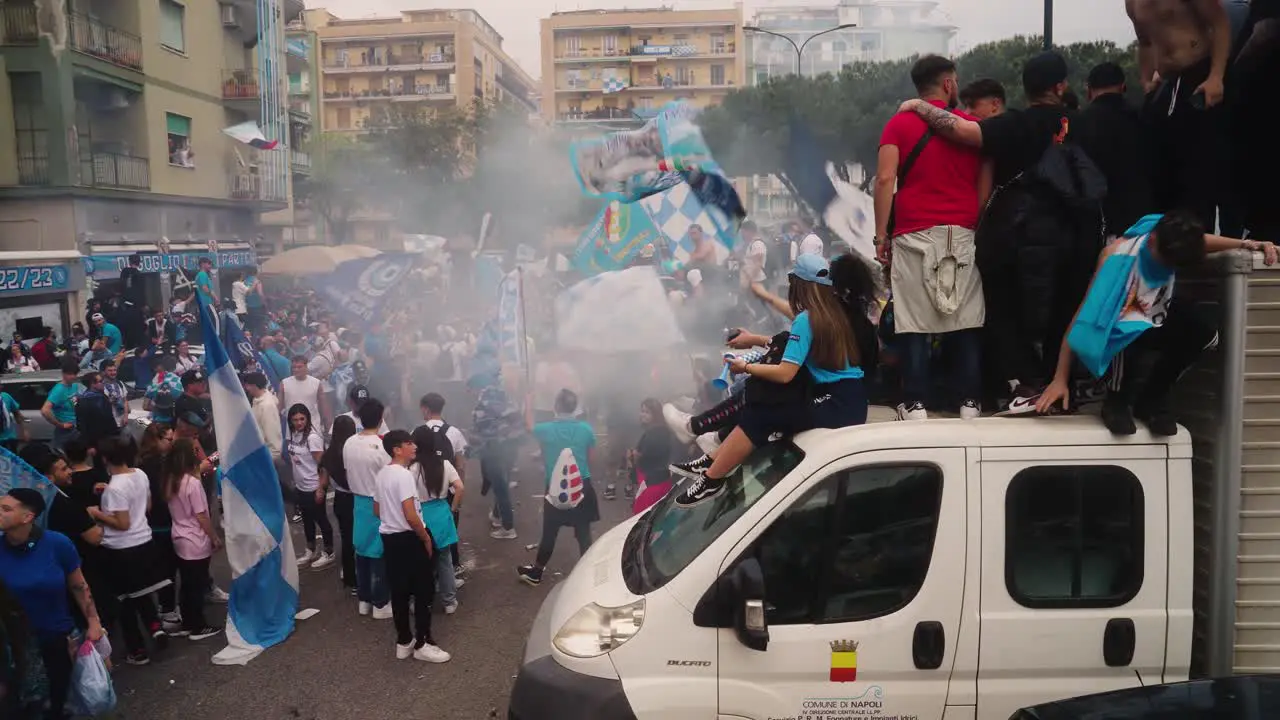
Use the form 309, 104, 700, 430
639, 182, 736, 268
196, 296, 299, 666
602, 77, 628, 94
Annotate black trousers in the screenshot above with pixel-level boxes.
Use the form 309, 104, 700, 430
1106, 298, 1218, 409
151, 532, 177, 614
535, 512, 593, 568
334, 492, 356, 587
38, 635, 73, 720
382, 531, 436, 647
690, 391, 746, 437
177, 556, 211, 632
294, 487, 333, 553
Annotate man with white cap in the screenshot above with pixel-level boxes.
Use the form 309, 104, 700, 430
91, 312, 123, 356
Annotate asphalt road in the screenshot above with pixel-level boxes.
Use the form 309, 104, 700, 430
111, 448, 634, 720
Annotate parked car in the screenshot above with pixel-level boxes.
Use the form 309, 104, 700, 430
1012, 675, 1280, 719
0, 369, 62, 442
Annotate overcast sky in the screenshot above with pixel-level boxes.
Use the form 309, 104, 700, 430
315, 0, 1136, 80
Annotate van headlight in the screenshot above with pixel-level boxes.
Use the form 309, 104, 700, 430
552, 599, 646, 658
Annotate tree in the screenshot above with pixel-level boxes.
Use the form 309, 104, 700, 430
700, 36, 1141, 197
301, 133, 390, 245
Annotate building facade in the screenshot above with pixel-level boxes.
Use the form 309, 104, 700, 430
0, 0, 302, 332
541, 5, 746, 129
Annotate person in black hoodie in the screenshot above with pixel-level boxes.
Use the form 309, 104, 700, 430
1073, 62, 1155, 237
74, 371, 120, 451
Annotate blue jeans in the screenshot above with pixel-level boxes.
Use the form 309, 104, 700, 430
901, 329, 981, 407
481, 440, 518, 531
355, 555, 388, 607
435, 544, 458, 607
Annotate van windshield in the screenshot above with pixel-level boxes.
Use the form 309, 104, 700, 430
624, 442, 804, 593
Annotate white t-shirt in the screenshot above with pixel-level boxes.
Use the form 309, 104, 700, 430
174, 354, 199, 376
339, 410, 389, 435
410, 459, 462, 501
288, 429, 325, 491
422, 418, 467, 459
746, 239, 768, 283
374, 464, 420, 535
231, 281, 249, 314
101, 469, 153, 549
282, 375, 322, 425
343, 432, 388, 498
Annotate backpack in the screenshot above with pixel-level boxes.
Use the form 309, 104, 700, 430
427, 421, 456, 466
545, 447, 585, 511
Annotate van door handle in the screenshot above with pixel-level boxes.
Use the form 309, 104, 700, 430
912, 621, 945, 670
1103, 618, 1136, 667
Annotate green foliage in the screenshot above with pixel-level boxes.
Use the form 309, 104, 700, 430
701, 36, 1141, 191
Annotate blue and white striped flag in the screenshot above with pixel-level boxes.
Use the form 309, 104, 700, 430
0, 446, 54, 527
496, 269, 525, 367
196, 297, 299, 666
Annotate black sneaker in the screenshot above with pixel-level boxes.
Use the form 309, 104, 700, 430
125, 650, 150, 666
603, 484, 617, 501
674, 475, 726, 508
670, 455, 712, 480
517, 565, 543, 586
291, 511, 303, 524
1135, 404, 1178, 437
189, 625, 223, 642
1101, 396, 1137, 435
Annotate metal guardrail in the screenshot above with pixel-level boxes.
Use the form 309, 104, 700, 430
16, 156, 48, 185
222, 70, 259, 100
84, 151, 149, 190
67, 11, 143, 71
0, 4, 38, 45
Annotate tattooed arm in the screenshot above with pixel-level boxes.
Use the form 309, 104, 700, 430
67, 568, 104, 642
897, 99, 983, 148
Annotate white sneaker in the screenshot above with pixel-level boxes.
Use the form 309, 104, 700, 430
295, 549, 315, 567
896, 402, 928, 421
663, 403, 696, 444
395, 642, 414, 660
454, 577, 465, 589
444, 601, 458, 615
358, 601, 371, 616
372, 604, 393, 620
310, 552, 336, 570
413, 643, 451, 663
695, 432, 721, 455
960, 400, 981, 420
490, 528, 517, 540
489, 510, 502, 529
206, 586, 230, 604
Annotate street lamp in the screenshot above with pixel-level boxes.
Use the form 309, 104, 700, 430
743, 23, 858, 77
1044, 0, 1054, 49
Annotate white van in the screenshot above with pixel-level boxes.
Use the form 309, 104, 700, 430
509, 417, 1193, 720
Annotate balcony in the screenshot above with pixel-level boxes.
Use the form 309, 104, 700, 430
557, 107, 641, 124
322, 52, 456, 73
16, 156, 48, 185
322, 85, 455, 102
222, 69, 259, 101
630, 42, 735, 58
67, 12, 143, 71
0, 3, 37, 45
291, 150, 311, 174
81, 151, 149, 190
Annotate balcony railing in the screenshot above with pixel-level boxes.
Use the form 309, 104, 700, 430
82, 151, 150, 190
230, 173, 261, 200
67, 12, 143, 71
559, 107, 636, 122
291, 150, 311, 171
322, 52, 455, 70
322, 85, 454, 100
222, 70, 260, 100
0, 4, 38, 45
16, 156, 48, 185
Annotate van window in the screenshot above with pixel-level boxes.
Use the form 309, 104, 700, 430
1005, 466, 1144, 609
756, 464, 943, 625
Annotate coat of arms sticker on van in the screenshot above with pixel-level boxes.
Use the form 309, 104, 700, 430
829, 640, 859, 682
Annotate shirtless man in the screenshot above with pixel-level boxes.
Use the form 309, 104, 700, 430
1126, 0, 1238, 235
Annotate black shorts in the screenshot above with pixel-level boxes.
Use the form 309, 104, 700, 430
101, 539, 173, 600
738, 378, 868, 447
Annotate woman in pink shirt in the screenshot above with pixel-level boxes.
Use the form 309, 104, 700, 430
164, 438, 223, 641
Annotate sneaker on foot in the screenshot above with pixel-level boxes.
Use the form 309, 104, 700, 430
125, 650, 150, 666
694, 431, 722, 456
395, 641, 415, 660
959, 400, 981, 420
603, 484, 617, 501
161, 611, 183, 635
372, 604, 393, 620
1135, 404, 1178, 437
290, 511, 303, 524
188, 625, 222, 642
295, 549, 315, 567
663, 403, 696, 444
517, 565, 543, 586
454, 577, 465, 589
310, 552, 336, 570
358, 601, 372, 616
160, 610, 182, 625
674, 475, 727, 508
624, 484, 635, 500
670, 454, 712, 480
453, 564, 465, 579
489, 510, 502, 529
1101, 397, 1137, 435
165, 626, 190, 638
444, 601, 459, 615
896, 402, 928, 421
413, 643, 451, 663
1005, 385, 1042, 416
348, 586, 358, 597
206, 586, 230, 604
490, 528, 518, 540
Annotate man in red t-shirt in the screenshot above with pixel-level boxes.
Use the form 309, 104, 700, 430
874, 54, 991, 421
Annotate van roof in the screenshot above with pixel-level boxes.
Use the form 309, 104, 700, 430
794, 413, 1194, 453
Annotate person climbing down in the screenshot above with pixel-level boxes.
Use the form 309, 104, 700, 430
517, 389, 599, 587
1036, 211, 1278, 434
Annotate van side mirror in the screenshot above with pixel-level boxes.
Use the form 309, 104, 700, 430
731, 558, 769, 651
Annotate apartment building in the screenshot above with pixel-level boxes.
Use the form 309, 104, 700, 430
541, 5, 746, 129
0, 0, 299, 331
260, 7, 322, 250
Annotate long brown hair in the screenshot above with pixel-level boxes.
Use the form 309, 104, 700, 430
163, 437, 201, 502
139, 422, 174, 465
788, 276, 860, 370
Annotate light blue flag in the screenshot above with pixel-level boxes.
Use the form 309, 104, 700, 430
0, 446, 55, 527
196, 296, 299, 665
572, 201, 662, 276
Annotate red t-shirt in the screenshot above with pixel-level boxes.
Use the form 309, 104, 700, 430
879, 101, 983, 236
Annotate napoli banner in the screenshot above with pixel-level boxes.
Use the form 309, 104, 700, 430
572, 200, 661, 275
304, 253, 418, 325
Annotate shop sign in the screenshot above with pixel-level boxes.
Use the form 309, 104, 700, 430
0, 265, 73, 294
84, 250, 257, 279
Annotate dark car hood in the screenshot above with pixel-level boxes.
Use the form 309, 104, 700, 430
1014, 676, 1280, 720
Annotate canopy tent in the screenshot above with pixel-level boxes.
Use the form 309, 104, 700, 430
259, 245, 381, 276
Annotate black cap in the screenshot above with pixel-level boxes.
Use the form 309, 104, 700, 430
1086, 61, 1126, 90
1022, 51, 1069, 98
174, 394, 210, 428
348, 384, 370, 403
7, 488, 46, 516
181, 367, 207, 386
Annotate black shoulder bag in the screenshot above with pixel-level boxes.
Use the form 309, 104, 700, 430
885, 129, 934, 239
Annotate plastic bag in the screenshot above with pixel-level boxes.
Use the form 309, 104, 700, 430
65, 640, 117, 717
